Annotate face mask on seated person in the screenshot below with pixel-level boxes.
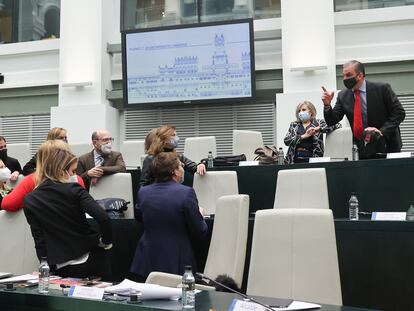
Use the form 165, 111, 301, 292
101, 143, 112, 155
298, 111, 311, 122
0, 149, 7, 161
67, 174, 78, 183
0, 167, 11, 182
169, 136, 180, 149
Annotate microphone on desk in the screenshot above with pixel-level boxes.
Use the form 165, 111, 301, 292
195, 273, 275, 311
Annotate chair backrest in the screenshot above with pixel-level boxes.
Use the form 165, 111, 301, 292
232, 130, 264, 161
89, 173, 134, 218
203, 194, 249, 288
70, 143, 92, 157
274, 168, 329, 209
193, 171, 239, 215
324, 127, 353, 160
145, 271, 215, 291
0, 210, 38, 275
5, 174, 25, 189
7, 143, 31, 167
247, 208, 342, 305
184, 136, 216, 163
120, 140, 146, 169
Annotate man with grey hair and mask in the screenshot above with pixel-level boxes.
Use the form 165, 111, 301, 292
77, 130, 126, 189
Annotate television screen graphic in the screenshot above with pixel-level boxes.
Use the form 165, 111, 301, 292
122, 19, 255, 106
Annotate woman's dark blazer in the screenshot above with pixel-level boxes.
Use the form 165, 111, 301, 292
24, 179, 112, 266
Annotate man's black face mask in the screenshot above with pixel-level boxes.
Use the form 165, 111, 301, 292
0, 149, 7, 161
343, 76, 358, 89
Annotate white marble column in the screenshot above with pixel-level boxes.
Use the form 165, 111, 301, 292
276, 0, 337, 150
51, 0, 121, 146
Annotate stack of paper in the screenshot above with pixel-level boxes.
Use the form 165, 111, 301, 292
105, 279, 181, 300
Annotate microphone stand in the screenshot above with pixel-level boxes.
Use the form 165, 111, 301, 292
195, 273, 274, 311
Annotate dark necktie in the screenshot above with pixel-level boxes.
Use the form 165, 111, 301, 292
353, 89, 363, 140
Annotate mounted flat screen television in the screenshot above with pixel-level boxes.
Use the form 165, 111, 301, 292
122, 19, 255, 107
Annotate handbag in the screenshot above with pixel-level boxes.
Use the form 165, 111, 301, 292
201, 154, 247, 167
95, 197, 130, 219
254, 146, 279, 164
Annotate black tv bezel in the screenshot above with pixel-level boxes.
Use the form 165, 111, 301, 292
121, 18, 256, 108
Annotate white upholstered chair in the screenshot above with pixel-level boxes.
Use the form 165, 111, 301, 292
70, 143, 92, 157
203, 194, 249, 288
247, 208, 342, 305
324, 127, 353, 161
7, 143, 31, 167
120, 140, 146, 169
89, 173, 134, 218
232, 130, 264, 161
146, 194, 249, 289
184, 136, 216, 163
0, 210, 38, 275
274, 168, 329, 209
193, 171, 239, 215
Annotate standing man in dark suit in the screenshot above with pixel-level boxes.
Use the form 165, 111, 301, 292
77, 130, 126, 189
0, 136, 22, 182
130, 152, 207, 281
322, 60, 405, 154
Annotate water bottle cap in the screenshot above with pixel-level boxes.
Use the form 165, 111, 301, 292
184, 265, 192, 270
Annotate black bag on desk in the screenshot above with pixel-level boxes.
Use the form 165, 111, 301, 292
201, 154, 246, 167
358, 130, 387, 159
95, 198, 130, 219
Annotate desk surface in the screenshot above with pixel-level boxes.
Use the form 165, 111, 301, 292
211, 157, 414, 217
0, 288, 379, 311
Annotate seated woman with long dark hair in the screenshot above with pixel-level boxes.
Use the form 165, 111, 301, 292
24, 140, 113, 280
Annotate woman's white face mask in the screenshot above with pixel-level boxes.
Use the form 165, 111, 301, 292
0, 167, 11, 182
67, 174, 78, 183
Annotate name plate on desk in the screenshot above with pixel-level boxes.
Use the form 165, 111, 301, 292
309, 157, 330, 163
371, 212, 407, 221
239, 161, 259, 166
69, 286, 105, 300
229, 299, 320, 311
386, 152, 412, 159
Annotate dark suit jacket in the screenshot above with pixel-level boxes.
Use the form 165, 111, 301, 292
24, 180, 112, 266
22, 154, 36, 176
324, 80, 405, 152
130, 181, 208, 278
139, 153, 198, 187
3, 156, 22, 174
76, 150, 126, 189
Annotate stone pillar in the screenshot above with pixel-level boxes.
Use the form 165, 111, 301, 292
51, 0, 121, 147
276, 0, 337, 150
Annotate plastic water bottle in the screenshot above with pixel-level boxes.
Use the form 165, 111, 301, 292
278, 147, 284, 165
207, 151, 214, 169
352, 144, 359, 161
349, 192, 359, 221
38, 257, 50, 294
182, 265, 195, 309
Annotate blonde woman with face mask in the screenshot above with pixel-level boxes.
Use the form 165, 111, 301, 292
284, 101, 341, 164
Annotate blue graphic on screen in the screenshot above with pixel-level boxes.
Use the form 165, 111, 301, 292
126, 23, 252, 104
